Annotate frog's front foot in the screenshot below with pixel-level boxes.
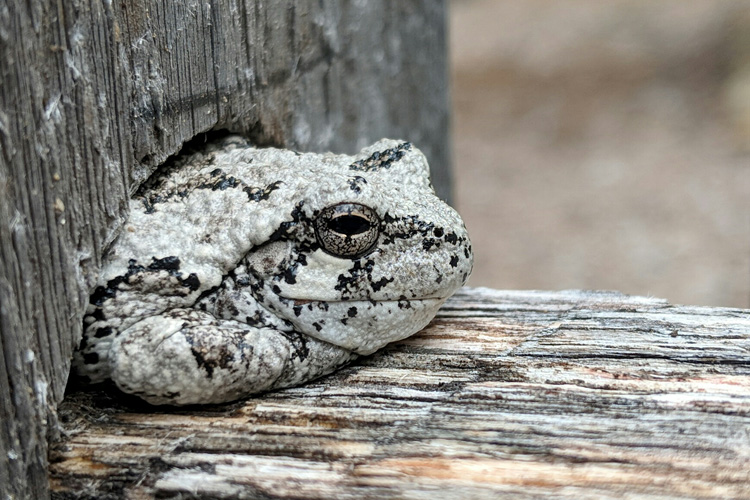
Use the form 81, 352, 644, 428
110, 308, 357, 405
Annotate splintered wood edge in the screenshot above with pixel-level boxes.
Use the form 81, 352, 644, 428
50, 288, 750, 499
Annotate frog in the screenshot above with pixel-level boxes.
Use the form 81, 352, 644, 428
73, 136, 473, 405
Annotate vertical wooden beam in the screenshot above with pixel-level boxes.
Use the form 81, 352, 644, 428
0, 1, 449, 496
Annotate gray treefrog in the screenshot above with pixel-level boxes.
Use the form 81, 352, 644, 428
73, 136, 473, 405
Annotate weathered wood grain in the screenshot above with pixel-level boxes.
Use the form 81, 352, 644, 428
0, 1, 449, 497
49, 288, 750, 499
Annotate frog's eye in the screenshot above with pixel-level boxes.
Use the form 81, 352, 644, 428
314, 203, 380, 258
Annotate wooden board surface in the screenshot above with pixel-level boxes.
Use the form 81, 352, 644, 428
50, 287, 750, 499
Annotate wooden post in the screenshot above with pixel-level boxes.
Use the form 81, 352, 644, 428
0, 2, 450, 497
50, 289, 750, 498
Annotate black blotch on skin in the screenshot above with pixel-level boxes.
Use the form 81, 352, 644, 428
182, 273, 201, 291
90, 256, 201, 307
268, 201, 306, 242
371, 277, 394, 292
379, 214, 435, 245
89, 259, 144, 306
94, 327, 113, 338
245, 312, 267, 327
312, 322, 322, 332
293, 305, 302, 317
191, 349, 213, 378
194, 285, 220, 306
243, 180, 283, 202
224, 302, 240, 318
214, 176, 240, 190
348, 176, 368, 193
450, 255, 459, 268
142, 198, 156, 214
349, 142, 412, 172
197, 170, 240, 191
83, 352, 99, 364
433, 227, 444, 237
88, 309, 105, 322
334, 259, 376, 295
188, 332, 237, 379
272, 285, 282, 294
277, 331, 310, 362
347, 307, 358, 318
283, 264, 298, 285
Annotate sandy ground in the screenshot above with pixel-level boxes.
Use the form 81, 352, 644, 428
450, 0, 750, 308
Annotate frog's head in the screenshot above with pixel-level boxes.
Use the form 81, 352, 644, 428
245, 140, 473, 354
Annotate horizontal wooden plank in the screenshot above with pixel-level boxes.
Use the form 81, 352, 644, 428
50, 288, 750, 499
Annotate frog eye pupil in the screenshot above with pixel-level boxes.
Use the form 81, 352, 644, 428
328, 215, 371, 236
314, 203, 380, 259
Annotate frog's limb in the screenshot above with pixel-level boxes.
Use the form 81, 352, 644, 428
109, 308, 357, 405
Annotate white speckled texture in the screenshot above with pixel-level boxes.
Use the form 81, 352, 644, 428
73, 136, 473, 405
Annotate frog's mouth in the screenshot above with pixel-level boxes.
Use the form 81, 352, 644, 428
262, 292, 446, 355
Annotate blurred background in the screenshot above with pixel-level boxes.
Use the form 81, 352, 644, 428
450, 0, 750, 308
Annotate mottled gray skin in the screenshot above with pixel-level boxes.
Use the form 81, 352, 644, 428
74, 137, 473, 405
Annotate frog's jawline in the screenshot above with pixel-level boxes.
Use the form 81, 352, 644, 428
265, 294, 445, 355
288, 298, 443, 306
